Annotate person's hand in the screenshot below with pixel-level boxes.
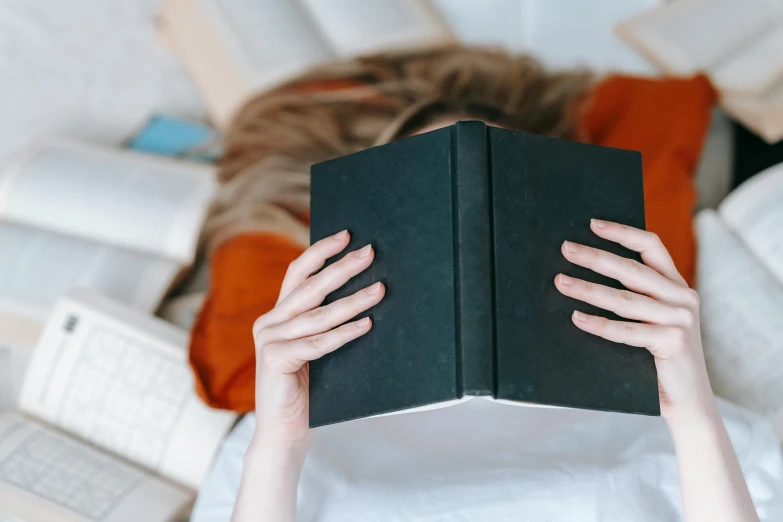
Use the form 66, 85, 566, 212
554, 219, 714, 424
251, 230, 385, 448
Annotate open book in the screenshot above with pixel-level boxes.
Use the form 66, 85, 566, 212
157, 0, 454, 127
695, 162, 783, 441
0, 140, 217, 348
0, 290, 237, 522
616, 0, 783, 143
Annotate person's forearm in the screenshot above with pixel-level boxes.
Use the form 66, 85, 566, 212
231, 436, 309, 522
667, 401, 759, 522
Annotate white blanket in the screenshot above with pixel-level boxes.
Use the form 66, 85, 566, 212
192, 398, 783, 521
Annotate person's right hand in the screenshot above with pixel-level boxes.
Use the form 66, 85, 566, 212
251, 230, 385, 449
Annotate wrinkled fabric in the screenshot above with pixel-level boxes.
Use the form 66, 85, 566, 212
192, 398, 783, 521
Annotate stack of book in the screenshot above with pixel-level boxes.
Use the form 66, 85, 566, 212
0, 129, 217, 349
0, 117, 228, 521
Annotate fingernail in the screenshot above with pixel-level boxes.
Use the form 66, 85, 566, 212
366, 282, 381, 295
356, 317, 370, 327
558, 274, 573, 285
331, 230, 347, 241
591, 219, 607, 229
573, 310, 587, 322
355, 244, 372, 258
563, 241, 579, 254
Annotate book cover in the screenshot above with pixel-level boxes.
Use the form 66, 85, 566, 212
309, 121, 659, 427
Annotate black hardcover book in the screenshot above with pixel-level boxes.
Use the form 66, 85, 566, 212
309, 121, 659, 428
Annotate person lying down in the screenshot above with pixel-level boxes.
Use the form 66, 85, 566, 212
190, 47, 783, 521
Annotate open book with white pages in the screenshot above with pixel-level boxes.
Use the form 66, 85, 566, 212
0, 139, 217, 351
157, 0, 454, 127
695, 162, 783, 441
0, 290, 237, 522
616, 0, 783, 143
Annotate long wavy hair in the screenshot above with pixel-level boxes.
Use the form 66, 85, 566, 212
203, 46, 595, 252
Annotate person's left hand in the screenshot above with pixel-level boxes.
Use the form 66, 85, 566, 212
554, 219, 715, 424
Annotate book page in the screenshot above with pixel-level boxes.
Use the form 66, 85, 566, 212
207, 0, 330, 75
695, 211, 783, 440
0, 413, 191, 522
0, 346, 15, 413
0, 314, 42, 350
722, 81, 783, 144
0, 315, 44, 413
0, 140, 216, 264
616, 0, 783, 93
0, 222, 179, 319
157, 0, 258, 128
18, 291, 237, 491
718, 162, 783, 284
712, 24, 783, 95
171, 0, 332, 125
0, 336, 40, 411
299, 0, 453, 56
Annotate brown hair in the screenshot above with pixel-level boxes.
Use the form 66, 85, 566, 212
204, 46, 595, 252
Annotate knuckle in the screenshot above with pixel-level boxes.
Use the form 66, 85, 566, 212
620, 322, 637, 337
305, 306, 330, 324
584, 246, 600, 262
622, 257, 643, 273
284, 263, 299, 282
286, 256, 301, 274
682, 288, 700, 309
306, 334, 329, 353
252, 315, 270, 342
257, 345, 279, 368
674, 307, 696, 328
617, 289, 635, 305
592, 316, 609, 332
298, 276, 318, 294
647, 231, 662, 246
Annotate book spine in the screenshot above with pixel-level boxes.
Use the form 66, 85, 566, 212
451, 121, 495, 397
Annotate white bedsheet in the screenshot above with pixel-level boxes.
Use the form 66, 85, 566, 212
192, 398, 783, 521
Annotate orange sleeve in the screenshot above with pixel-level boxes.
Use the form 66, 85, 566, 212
189, 77, 370, 412
580, 74, 717, 287
190, 233, 304, 412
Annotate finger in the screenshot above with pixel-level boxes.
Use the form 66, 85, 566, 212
590, 220, 687, 286
571, 310, 683, 358
561, 241, 689, 306
277, 229, 350, 304
554, 274, 692, 326
262, 317, 373, 374
269, 282, 385, 341
272, 243, 375, 324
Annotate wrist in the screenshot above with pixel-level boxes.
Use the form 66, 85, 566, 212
664, 395, 722, 436
247, 430, 311, 468
232, 430, 309, 521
